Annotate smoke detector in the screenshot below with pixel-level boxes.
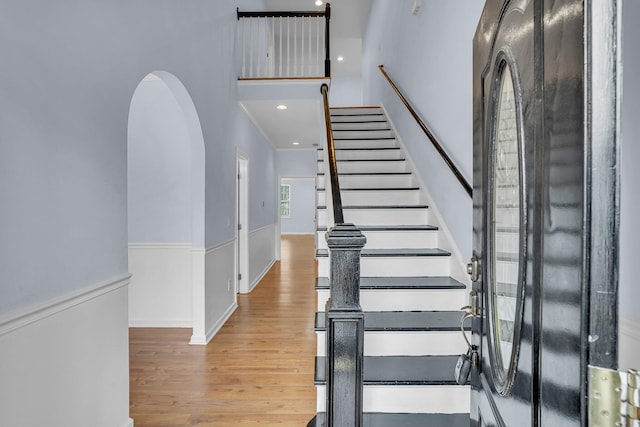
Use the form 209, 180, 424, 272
411, 0, 422, 15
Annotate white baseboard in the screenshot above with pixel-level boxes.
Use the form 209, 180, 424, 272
247, 224, 277, 293
619, 315, 640, 370
0, 275, 131, 427
206, 302, 237, 343
122, 418, 134, 427
249, 259, 276, 293
191, 239, 237, 345
281, 232, 315, 235
129, 319, 192, 328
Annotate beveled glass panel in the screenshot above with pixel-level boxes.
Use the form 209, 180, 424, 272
491, 65, 520, 375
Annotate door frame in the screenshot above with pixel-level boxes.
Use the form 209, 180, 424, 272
236, 151, 249, 294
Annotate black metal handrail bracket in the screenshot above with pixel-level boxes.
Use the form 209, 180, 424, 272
378, 65, 472, 197
320, 83, 365, 427
237, 4, 331, 78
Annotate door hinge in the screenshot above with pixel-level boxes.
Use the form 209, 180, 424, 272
467, 255, 480, 282
238, 273, 242, 281
588, 365, 639, 426
238, 224, 242, 230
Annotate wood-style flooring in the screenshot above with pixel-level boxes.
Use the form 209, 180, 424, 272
129, 235, 317, 426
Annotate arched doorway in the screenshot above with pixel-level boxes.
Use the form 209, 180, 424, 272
127, 71, 205, 343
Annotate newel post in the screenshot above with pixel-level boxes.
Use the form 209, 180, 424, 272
325, 223, 365, 426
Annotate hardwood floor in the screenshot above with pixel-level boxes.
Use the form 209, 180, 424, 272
130, 235, 317, 426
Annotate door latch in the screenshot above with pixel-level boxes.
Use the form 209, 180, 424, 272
455, 290, 480, 385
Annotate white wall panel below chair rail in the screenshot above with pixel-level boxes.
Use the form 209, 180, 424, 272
0, 275, 132, 427
248, 224, 277, 293
128, 243, 193, 327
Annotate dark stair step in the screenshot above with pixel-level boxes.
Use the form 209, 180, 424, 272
318, 147, 399, 151
314, 355, 460, 385
316, 248, 451, 258
318, 158, 406, 162
317, 172, 413, 176
318, 158, 406, 163
309, 412, 470, 427
317, 187, 420, 191
315, 276, 466, 290
315, 311, 469, 332
317, 204, 428, 210
317, 225, 438, 232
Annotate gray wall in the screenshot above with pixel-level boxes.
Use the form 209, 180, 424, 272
276, 149, 318, 177
620, 0, 640, 323
330, 76, 363, 106
281, 178, 316, 234
128, 76, 193, 244
0, 0, 274, 315
362, 0, 484, 259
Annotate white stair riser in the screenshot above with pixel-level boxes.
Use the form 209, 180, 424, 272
333, 130, 394, 139
334, 150, 404, 161
316, 385, 470, 413
335, 139, 399, 149
318, 174, 414, 188
318, 160, 408, 174
316, 331, 467, 356
317, 190, 421, 206
317, 209, 429, 227
317, 257, 450, 278
332, 121, 390, 130
331, 114, 385, 123
331, 108, 383, 116
316, 230, 438, 250
316, 289, 467, 311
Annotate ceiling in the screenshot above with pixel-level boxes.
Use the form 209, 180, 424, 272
239, 0, 371, 150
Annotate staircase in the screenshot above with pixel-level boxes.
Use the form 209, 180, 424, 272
311, 106, 471, 425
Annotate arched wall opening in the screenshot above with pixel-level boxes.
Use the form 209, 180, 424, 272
127, 71, 205, 335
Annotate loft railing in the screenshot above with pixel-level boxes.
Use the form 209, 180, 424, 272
237, 4, 331, 79
378, 65, 473, 197
320, 83, 365, 426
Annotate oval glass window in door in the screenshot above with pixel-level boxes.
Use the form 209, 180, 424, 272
488, 59, 526, 395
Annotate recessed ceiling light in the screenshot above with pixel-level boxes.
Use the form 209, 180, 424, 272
292, 142, 300, 146
337, 56, 344, 62
315, 0, 323, 6
276, 104, 287, 110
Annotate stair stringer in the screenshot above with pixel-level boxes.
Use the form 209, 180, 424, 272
379, 103, 471, 288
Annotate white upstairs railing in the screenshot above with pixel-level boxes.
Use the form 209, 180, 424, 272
237, 3, 331, 79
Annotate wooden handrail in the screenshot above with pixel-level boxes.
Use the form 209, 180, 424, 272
378, 65, 473, 197
320, 83, 344, 224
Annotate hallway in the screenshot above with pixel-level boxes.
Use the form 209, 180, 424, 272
129, 235, 317, 426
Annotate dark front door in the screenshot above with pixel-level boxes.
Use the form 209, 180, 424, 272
471, 1, 620, 426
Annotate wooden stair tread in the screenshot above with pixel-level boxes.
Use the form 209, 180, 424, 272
315, 311, 469, 332
317, 205, 428, 209
310, 412, 470, 427
318, 158, 404, 162
317, 172, 412, 176
317, 187, 419, 191
314, 355, 460, 385
316, 248, 451, 257
315, 276, 466, 290
317, 225, 438, 232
